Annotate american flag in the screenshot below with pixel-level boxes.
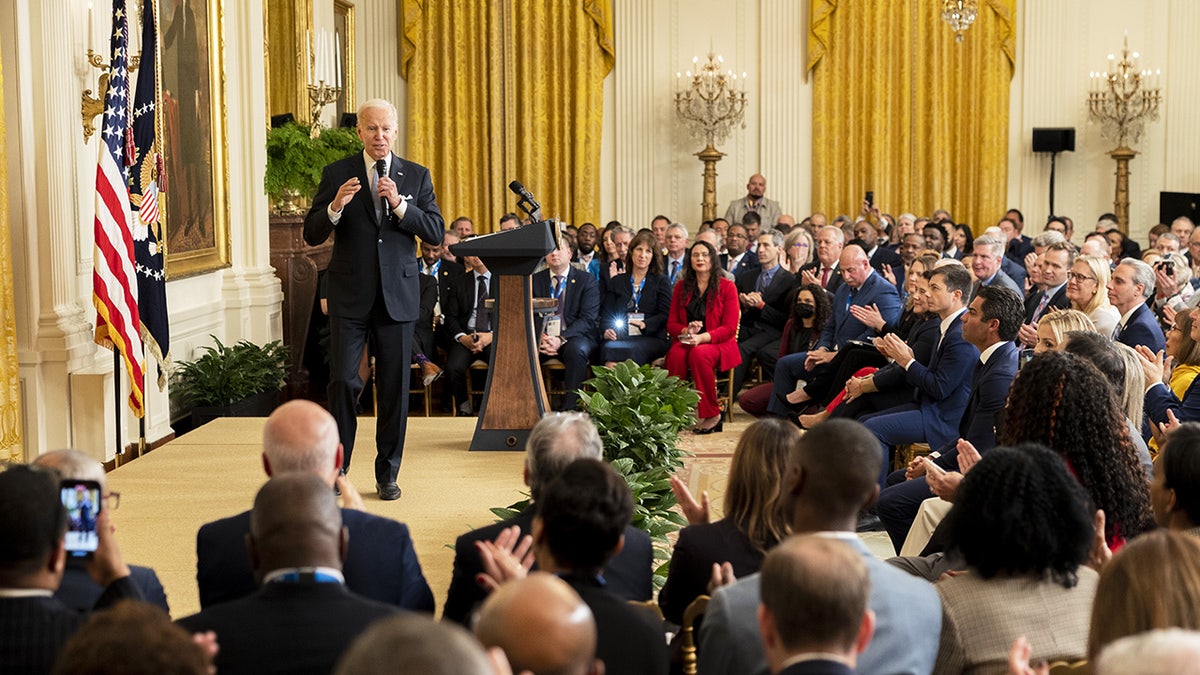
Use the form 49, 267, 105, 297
92, 0, 146, 417
130, 0, 170, 388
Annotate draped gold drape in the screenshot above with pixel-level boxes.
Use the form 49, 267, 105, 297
810, 0, 1015, 233
0, 43, 22, 461
400, 0, 614, 230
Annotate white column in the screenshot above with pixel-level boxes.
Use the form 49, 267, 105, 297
612, 0, 658, 227
1164, 0, 1200, 193
758, 0, 809, 219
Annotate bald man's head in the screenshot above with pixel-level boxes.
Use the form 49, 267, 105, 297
475, 573, 599, 675
248, 473, 346, 579
262, 400, 342, 485
33, 450, 106, 488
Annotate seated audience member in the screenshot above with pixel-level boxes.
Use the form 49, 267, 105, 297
1087, 531, 1200, 662
1080, 232, 1113, 264
598, 225, 634, 294
501, 459, 668, 674
196, 400, 433, 611
452, 216, 476, 238
1017, 240, 1074, 348
443, 413, 652, 625
1158, 231, 1184, 256
1148, 311, 1200, 449
858, 265, 977, 483
934, 445, 1097, 674
1001, 211, 1034, 263
734, 231, 797, 393
968, 235, 1023, 298
1147, 223, 1171, 251
723, 224, 760, 279
573, 222, 601, 276
950, 223, 974, 259
782, 227, 814, 275
666, 240, 742, 434
1152, 252, 1195, 326
1109, 257, 1166, 351
1030, 308, 1095, 353
801, 257, 942, 427
0, 465, 141, 674
179, 474, 398, 673
767, 244, 901, 418
874, 285, 1023, 550
31, 450, 168, 614
660, 419, 797, 624
533, 237, 600, 411
1151, 422, 1200, 532
739, 284, 831, 417
1141, 306, 1200, 425
699, 419, 940, 675
797, 226, 845, 294
476, 574, 601, 675
894, 233, 928, 289
1066, 254, 1120, 339
52, 601, 210, 675
444, 250, 496, 416
663, 223, 690, 283
757, 536, 874, 675
599, 230, 672, 366
336, 614, 494, 675
1059, 332, 1153, 477
1093, 629, 1200, 675
1106, 227, 1141, 261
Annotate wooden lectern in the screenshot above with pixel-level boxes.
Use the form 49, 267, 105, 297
450, 222, 557, 450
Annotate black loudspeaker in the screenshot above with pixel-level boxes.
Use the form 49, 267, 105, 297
340, 113, 358, 128
270, 113, 296, 128
1032, 127, 1076, 153
1161, 192, 1200, 225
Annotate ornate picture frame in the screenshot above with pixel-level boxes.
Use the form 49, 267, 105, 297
161, 0, 230, 278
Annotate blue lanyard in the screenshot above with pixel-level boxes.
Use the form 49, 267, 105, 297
551, 275, 568, 299
630, 276, 645, 311
429, 260, 440, 276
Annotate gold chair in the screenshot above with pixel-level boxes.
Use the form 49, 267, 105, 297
627, 598, 665, 622
1048, 660, 1089, 674
467, 359, 489, 410
369, 359, 432, 417
680, 594, 710, 675
894, 442, 932, 472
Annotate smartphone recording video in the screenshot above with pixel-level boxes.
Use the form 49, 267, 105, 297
61, 480, 102, 558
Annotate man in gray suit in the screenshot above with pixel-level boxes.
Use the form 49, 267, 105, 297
698, 419, 940, 675
969, 235, 1023, 300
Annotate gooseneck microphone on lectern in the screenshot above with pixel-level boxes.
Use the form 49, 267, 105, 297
508, 180, 543, 222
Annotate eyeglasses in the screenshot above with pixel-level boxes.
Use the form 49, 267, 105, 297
793, 243, 810, 248
727, 233, 748, 240
1066, 272, 1096, 283
104, 492, 120, 510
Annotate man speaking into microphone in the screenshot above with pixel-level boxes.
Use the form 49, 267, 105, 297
304, 99, 444, 501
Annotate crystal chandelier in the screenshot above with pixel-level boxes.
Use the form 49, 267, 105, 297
674, 52, 748, 147
941, 0, 979, 43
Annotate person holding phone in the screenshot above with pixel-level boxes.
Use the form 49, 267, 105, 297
599, 231, 672, 367
0, 465, 141, 673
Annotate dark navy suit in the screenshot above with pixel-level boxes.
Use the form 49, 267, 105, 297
875, 341, 1020, 550
768, 271, 901, 417
1024, 284, 1070, 323
599, 272, 672, 365
304, 152, 445, 484
442, 506, 653, 625
1146, 378, 1200, 425
56, 561, 168, 614
533, 266, 600, 411
833, 315, 941, 420
1115, 302, 1167, 353
196, 508, 434, 612
861, 315, 979, 485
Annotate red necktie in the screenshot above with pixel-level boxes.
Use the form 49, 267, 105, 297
820, 267, 831, 288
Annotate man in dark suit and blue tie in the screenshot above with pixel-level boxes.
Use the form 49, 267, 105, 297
1108, 258, 1166, 353
875, 285, 1024, 551
859, 265, 978, 485
533, 238, 600, 412
303, 99, 445, 501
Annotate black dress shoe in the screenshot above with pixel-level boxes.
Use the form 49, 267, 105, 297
856, 512, 883, 532
376, 482, 402, 501
693, 418, 725, 435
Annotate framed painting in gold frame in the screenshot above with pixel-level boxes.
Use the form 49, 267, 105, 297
161, 0, 230, 278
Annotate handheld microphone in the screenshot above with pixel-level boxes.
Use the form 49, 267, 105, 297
376, 159, 388, 218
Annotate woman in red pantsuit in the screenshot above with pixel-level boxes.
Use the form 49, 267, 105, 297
666, 240, 742, 433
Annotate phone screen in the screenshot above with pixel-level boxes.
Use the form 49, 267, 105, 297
61, 480, 102, 558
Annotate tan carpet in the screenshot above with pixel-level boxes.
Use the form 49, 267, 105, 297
107, 414, 891, 619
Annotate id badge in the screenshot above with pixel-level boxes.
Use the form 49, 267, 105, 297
545, 315, 562, 337
626, 312, 644, 336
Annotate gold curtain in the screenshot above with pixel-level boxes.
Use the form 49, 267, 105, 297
810, 0, 1015, 233
400, 0, 614, 230
0, 42, 22, 461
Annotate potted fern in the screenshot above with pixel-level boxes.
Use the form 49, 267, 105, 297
172, 336, 289, 428
265, 123, 363, 214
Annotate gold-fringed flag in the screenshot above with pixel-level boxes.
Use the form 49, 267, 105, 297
93, 0, 146, 417
130, 0, 170, 388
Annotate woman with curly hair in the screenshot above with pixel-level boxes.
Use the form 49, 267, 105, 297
666, 240, 741, 433
997, 351, 1154, 548
935, 444, 1098, 674
1087, 530, 1200, 661
737, 284, 831, 417
660, 418, 797, 624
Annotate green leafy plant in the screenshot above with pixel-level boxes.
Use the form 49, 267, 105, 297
264, 123, 363, 211
172, 336, 289, 408
579, 360, 700, 589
